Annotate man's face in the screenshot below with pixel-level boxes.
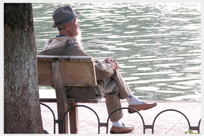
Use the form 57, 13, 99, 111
67, 18, 79, 37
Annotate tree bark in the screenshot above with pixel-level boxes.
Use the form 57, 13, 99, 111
4, 3, 44, 133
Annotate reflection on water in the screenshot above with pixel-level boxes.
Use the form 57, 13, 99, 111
33, 3, 201, 101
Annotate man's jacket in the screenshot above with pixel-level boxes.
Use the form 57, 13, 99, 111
39, 36, 116, 99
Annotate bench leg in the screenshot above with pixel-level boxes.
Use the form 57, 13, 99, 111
68, 103, 79, 134
52, 62, 69, 133
57, 105, 68, 133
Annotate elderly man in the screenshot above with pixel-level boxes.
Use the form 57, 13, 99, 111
39, 5, 157, 134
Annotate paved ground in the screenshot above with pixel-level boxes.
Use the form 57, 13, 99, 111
40, 100, 201, 134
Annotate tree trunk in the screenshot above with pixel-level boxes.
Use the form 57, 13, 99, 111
4, 3, 44, 133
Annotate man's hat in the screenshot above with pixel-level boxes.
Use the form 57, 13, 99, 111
51, 5, 80, 27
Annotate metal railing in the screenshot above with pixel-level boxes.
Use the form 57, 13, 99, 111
40, 103, 201, 134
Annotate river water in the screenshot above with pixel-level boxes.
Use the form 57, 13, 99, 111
32, 3, 201, 101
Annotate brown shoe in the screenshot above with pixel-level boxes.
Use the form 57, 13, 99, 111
110, 124, 134, 134
128, 101, 157, 113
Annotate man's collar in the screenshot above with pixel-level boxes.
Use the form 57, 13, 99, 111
55, 35, 77, 44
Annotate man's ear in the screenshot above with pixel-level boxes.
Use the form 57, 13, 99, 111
65, 24, 69, 30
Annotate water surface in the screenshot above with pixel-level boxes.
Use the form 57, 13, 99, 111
33, 3, 201, 101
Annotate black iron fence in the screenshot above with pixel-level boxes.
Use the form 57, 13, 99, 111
40, 103, 201, 134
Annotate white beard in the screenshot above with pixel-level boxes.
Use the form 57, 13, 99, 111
75, 28, 83, 48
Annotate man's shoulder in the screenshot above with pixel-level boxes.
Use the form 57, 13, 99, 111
38, 39, 80, 55
38, 44, 67, 55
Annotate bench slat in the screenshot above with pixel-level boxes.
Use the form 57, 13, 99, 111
40, 98, 57, 102
37, 55, 97, 86
39, 98, 100, 103
37, 55, 93, 62
67, 98, 100, 103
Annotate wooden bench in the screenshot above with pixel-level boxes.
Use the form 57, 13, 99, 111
37, 55, 99, 134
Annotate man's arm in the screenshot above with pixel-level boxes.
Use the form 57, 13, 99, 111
61, 44, 116, 80
94, 61, 114, 80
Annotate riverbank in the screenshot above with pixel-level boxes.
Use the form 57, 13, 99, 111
40, 100, 201, 134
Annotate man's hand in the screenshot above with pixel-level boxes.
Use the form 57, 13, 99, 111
103, 57, 119, 71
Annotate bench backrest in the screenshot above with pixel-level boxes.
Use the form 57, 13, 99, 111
37, 55, 97, 86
